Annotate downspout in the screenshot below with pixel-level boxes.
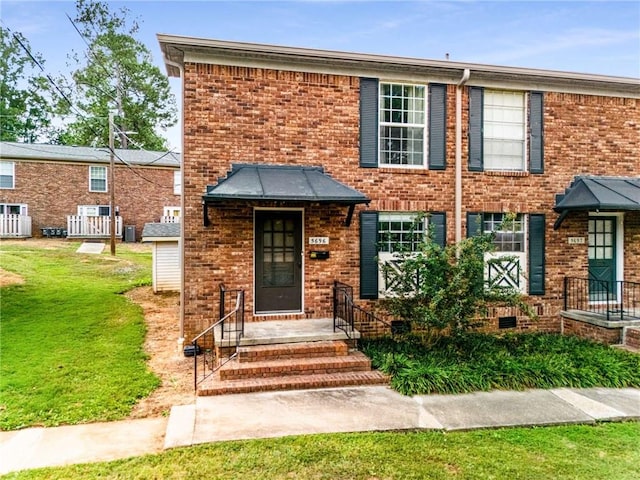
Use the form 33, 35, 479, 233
456, 68, 471, 248
164, 56, 186, 351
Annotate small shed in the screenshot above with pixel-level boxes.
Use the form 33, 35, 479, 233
142, 222, 180, 292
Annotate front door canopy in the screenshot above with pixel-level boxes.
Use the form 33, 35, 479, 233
202, 164, 370, 226
553, 176, 640, 229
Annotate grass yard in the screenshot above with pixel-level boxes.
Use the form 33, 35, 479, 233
0, 241, 159, 430
4, 422, 639, 479
363, 332, 640, 395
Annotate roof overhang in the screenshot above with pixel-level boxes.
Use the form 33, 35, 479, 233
202, 164, 370, 226
158, 35, 640, 98
553, 176, 640, 229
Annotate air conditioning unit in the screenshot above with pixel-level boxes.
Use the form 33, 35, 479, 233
124, 225, 136, 243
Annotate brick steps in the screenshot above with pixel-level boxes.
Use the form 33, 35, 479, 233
220, 351, 371, 380
198, 370, 389, 396
237, 340, 349, 362
197, 339, 388, 396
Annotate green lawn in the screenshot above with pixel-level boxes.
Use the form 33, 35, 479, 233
0, 241, 159, 430
4, 422, 639, 479
363, 333, 640, 396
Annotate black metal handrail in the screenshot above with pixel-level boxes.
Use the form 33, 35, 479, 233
564, 277, 640, 321
192, 285, 244, 390
333, 281, 393, 341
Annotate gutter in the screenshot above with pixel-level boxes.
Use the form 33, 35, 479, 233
164, 55, 186, 350
456, 69, 471, 248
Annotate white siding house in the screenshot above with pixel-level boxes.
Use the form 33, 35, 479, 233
142, 222, 180, 292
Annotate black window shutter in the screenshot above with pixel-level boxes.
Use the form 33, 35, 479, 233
360, 78, 379, 168
428, 84, 447, 170
528, 214, 545, 295
360, 211, 379, 299
468, 87, 484, 171
429, 212, 446, 247
466, 212, 483, 238
529, 92, 544, 174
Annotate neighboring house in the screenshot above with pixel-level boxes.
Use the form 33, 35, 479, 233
142, 222, 181, 292
158, 36, 640, 346
0, 142, 181, 240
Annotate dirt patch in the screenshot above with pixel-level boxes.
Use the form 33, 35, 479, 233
0, 268, 24, 287
126, 287, 195, 418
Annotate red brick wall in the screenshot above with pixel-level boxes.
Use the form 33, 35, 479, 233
181, 62, 640, 341
0, 160, 178, 239
562, 317, 622, 345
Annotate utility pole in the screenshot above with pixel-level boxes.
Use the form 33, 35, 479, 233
109, 110, 116, 256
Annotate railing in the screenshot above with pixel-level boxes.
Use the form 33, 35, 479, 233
564, 277, 640, 321
192, 284, 245, 390
0, 214, 32, 237
333, 281, 393, 342
67, 215, 123, 238
160, 216, 180, 223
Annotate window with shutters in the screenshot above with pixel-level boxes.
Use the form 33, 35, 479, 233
89, 166, 107, 192
483, 213, 527, 292
379, 83, 426, 167
484, 90, 526, 171
0, 162, 15, 189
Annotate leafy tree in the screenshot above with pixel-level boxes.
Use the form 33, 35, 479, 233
0, 26, 54, 142
379, 213, 534, 338
58, 0, 177, 150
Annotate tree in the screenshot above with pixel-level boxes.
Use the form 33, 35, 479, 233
380, 213, 534, 339
0, 26, 54, 143
58, 0, 177, 150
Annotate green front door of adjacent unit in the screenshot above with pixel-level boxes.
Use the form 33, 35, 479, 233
588, 217, 617, 301
255, 211, 302, 313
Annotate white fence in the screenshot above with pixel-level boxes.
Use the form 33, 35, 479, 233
67, 215, 123, 238
160, 216, 180, 223
0, 214, 32, 238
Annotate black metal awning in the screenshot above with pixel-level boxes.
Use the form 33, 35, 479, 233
202, 164, 370, 226
553, 176, 640, 229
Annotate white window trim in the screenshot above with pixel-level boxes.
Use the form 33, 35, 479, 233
378, 81, 428, 169
483, 90, 528, 173
588, 212, 624, 303
0, 161, 15, 189
173, 170, 181, 196
89, 166, 108, 192
483, 213, 528, 293
0, 203, 28, 215
377, 212, 427, 298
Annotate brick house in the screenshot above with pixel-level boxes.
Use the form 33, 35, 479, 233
0, 142, 181, 241
158, 36, 640, 346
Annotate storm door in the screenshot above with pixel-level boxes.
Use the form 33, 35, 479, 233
255, 211, 302, 313
588, 217, 617, 301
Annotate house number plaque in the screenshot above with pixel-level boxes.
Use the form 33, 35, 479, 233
567, 237, 585, 244
309, 237, 329, 245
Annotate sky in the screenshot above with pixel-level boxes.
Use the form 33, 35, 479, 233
2, 0, 639, 150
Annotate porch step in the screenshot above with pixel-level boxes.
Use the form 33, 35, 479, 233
219, 350, 371, 380
198, 338, 387, 396
198, 370, 389, 396
237, 340, 349, 362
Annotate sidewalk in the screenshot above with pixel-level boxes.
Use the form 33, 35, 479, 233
1, 387, 639, 475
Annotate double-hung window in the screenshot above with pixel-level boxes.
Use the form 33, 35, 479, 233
379, 83, 426, 166
469, 88, 543, 173
484, 91, 526, 171
0, 162, 15, 189
89, 166, 107, 192
377, 213, 425, 295
483, 213, 527, 292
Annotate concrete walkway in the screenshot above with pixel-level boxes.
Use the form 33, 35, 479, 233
1, 387, 639, 475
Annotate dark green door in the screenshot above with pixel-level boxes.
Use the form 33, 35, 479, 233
588, 217, 616, 301
255, 211, 302, 313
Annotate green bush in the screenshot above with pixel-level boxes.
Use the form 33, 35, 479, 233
362, 333, 640, 395
379, 213, 533, 336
